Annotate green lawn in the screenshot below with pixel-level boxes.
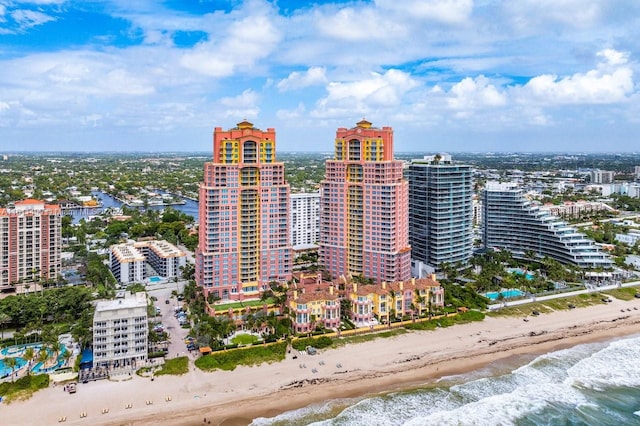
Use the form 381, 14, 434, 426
155, 356, 189, 376
195, 342, 287, 371
0, 374, 49, 403
212, 298, 275, 312
231, 334, 259, 345
603, 286, 640, 301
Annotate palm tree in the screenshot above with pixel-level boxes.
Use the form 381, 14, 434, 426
414, 289, 425, 318
0, 312, 10, 340
24, 347, 36, 376
4, 357, 18, 382
37, 346, 50, 370
62, 348, 72, 367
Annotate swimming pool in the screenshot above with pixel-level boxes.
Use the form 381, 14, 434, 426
485, 289, 525, 300
0, 357, 27, 377
149, 276, 161, 283
0, 343, 69, 375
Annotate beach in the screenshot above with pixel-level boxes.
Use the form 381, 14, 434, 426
4, 295, 640, 426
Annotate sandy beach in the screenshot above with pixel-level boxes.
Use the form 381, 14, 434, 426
4, 295, 640, 426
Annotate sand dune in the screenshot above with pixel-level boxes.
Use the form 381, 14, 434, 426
4, 296, 640, 426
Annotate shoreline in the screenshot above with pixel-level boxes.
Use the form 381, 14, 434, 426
3, 297, 640, 426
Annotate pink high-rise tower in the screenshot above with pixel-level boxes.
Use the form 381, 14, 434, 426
319, 120, 411, 283
196, 120, 292, 302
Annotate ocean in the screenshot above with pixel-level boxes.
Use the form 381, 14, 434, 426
252, 334, 640, 425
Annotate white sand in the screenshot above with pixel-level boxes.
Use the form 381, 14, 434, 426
4, 296, 640, 426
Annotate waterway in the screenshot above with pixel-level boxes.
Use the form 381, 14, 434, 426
67, 191, 198, 223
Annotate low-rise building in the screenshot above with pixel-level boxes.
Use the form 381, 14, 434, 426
344, 276, 445, 325
93, 292, 148, 368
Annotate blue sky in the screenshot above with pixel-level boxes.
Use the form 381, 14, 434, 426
0, 0, 639, 153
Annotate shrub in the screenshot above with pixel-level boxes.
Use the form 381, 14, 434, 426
195, 342, 287, 371
155, 357, 189, 376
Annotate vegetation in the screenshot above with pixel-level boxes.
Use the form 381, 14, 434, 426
291, 336, 333, 351
155, 357, 189, 376
603, 286, 640, 301
404, 310, 485, 330
0, 374, 49, 403
231, 334, 259, 345
334, 329, 407, 346
195, 342, 288, 371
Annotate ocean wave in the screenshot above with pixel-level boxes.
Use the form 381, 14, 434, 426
253, 336, 640, 425
566, 336, 640, 390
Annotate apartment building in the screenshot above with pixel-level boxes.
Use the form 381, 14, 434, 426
290, 192, 320, 249
0, 199, 61, 290
408, 154, 473, 276
93, 292, 148, 368
319, 120, 411, 283
196, 120, 292, 302
109, 240, 186, 284
482, 183, 613, 268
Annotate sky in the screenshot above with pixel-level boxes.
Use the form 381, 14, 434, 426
0, 0, 639, 153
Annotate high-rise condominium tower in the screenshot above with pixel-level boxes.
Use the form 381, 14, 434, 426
319, 120, 411, 282
408, 154, 473, 276
0, 199, 61, 290
482, 183, 612, 268
196, 120, 292, 302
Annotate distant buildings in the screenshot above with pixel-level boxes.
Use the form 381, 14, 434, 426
93, 292, 148, 368
109, 240, 186, 284
590, 169, 615, 184
541, 201, 615, 219
408, 154, 473, 276
290, 192, 320, 249
0, 199, 61, 290
482, 183, 613, 268
196, 120, 292, 303
319, 120, 411, 283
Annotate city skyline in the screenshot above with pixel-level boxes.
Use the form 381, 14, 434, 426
1, 0, 639, 153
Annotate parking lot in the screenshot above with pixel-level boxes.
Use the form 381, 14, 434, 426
147, 283, 192, 360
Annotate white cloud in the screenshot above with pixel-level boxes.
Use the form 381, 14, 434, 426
11, 9, 56, 30
218, 89, 260, 119
519, 49, 634, 105
277, 67, 327, 92
375, 0, 473, 24
448, 75, 507, 110
597, 48, 629, 66
180, 6, 281, 77
312, 69, 419, 118
314, 6, 406, 41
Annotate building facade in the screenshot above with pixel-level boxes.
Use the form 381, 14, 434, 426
408, 154, 473, 276
196, 120, 292, 302
319, 120, 411, 283
110, 243, 146, 284
0, 199, 61, 290
93, 293, 148, 368
109, 240, 186, 284
290, 192, 320, 249
590, 169, 615, 184
482, 183, 613, 268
